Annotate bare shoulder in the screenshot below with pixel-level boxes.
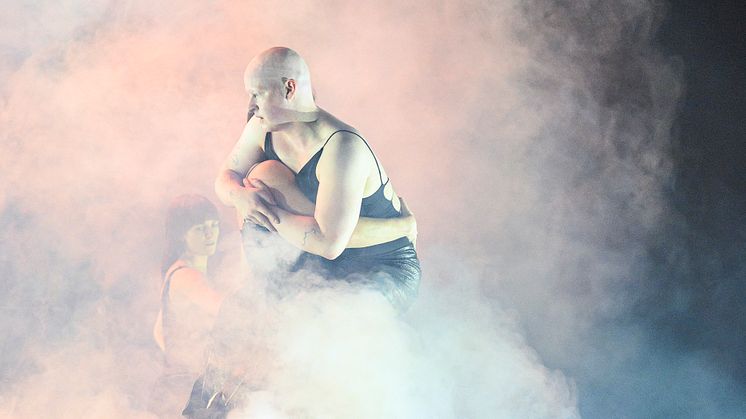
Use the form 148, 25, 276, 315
313, 110, 373, 174
323, 129, 371, 161
169, 267, 209, 293
315, 111, 361, 148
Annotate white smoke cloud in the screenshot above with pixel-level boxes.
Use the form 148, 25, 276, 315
3, 0, 738, 418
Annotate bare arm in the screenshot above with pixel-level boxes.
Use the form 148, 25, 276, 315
350, 197, 417, 248
215, 116, 279, 230
249, 172, 416, 249
347, 213, 416, 248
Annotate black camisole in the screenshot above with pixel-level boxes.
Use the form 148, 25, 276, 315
263, 130, 401, 220
257, 128, 420, 311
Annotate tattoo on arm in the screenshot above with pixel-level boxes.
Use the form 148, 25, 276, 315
302, 227, 319, 246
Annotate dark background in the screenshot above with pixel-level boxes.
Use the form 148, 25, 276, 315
649, 0, 745, 385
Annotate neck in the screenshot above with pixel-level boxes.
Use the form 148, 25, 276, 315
273, 107, 323, 145
182, 254, 208, 273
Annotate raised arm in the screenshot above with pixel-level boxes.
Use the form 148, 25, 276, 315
215, 116, 279, 230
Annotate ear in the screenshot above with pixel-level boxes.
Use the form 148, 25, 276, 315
283, 78, 296, 100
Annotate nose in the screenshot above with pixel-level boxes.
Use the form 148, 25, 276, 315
248, 97, 258, 113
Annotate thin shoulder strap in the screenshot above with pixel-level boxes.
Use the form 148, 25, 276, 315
324, 130, 384, 184
163, 265, 188, 297
264, 132, 273, 156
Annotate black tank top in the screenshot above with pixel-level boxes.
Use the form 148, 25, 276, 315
263, 130, 400, 219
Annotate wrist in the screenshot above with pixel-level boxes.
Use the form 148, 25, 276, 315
228, 185, 245, 205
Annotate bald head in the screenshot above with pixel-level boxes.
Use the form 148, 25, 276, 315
243, 47, 317, 125
246, 47, 311, 83
245, 47, 314, 100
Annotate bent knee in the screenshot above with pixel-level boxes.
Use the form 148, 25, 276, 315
248, 159, 315, 215
246, 160, 295, 187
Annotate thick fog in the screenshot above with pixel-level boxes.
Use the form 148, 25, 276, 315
1, 0, 743, 418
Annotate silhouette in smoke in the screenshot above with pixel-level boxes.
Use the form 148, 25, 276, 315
214, 46, 421, 310
149, 194, 229, 418
176, 47, 422, 416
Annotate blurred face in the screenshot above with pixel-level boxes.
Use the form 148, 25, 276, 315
183, 219, 220, 257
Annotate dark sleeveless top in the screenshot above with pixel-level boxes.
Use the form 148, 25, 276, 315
258, 128, 420, 311
263, 130, 400, 219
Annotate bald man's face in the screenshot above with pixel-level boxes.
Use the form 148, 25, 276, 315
244, 70, 288, 128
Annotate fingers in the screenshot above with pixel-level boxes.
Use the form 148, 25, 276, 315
259, 205, 280, 225
254, 189, 277, 207
253, 194, 280, 224
236, 180, 281, 226
248, 198, 279, 230
243, 214, 271, 231
243, 215, 260, 227
407, 229, 418, 246
251, 211, 277, 232
249, 179, 276, 205
241, 206, 276, 232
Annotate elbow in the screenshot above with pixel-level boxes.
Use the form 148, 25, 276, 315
213, 178, 223, 202
308, 225, 350, 260
214, 170, 237, 205
214, 174, 227, 201
318, 240, 346, 260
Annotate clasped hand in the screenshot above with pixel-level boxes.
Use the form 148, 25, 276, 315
233, 178, 280, 232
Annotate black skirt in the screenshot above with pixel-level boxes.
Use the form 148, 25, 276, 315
292, 237, 421, 311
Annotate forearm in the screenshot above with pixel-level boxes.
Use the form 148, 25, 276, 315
347, 216, 413, 248
271, 208, 347, 260
215, 169, 245, 206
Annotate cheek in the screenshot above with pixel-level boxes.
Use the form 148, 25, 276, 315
186, 234, 202, 248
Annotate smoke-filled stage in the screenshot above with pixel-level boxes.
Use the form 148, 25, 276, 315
1, 1, 744, 418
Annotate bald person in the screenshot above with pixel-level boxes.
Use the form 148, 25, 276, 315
215, 47, 420, 310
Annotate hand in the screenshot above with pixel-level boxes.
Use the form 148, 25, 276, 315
231, 178, 280, 231
399, 197, 417, 249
